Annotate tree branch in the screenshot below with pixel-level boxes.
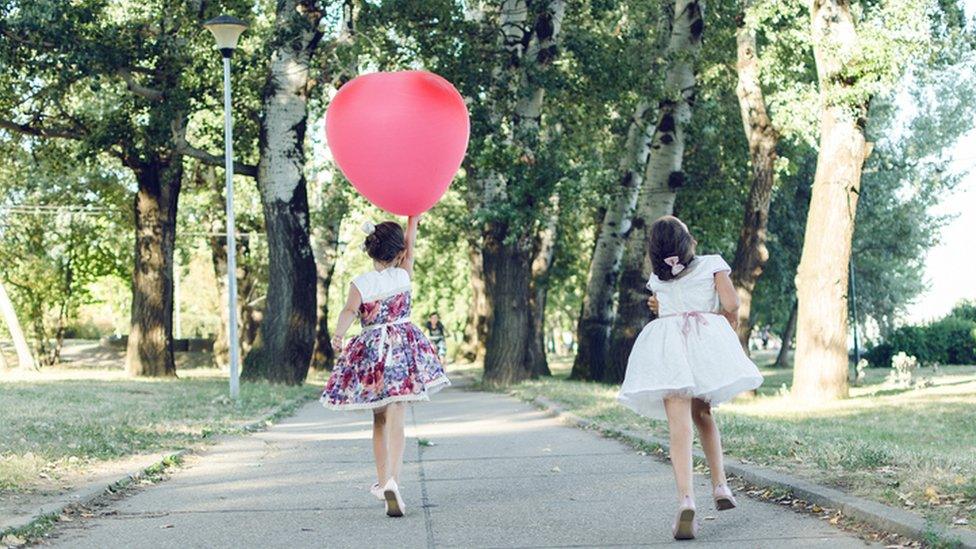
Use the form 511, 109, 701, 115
0, 117, 84, 140
119, 69, 164, 101
174, 137, 258, 178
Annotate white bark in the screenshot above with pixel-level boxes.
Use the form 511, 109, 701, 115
261, 57, 315, 204
0, 281, 36, 369
571, 99, 653, 379
605, 0, 703, 382
245, 0, 323, 384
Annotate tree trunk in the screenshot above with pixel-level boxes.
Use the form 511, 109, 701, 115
126, 158, 181, 377
730, 4, 779, 351
528, 204, 559, 377
482, 231, 534, 385
775, 298, 797, 368
480, 0, 566, 385
606, 0, 704, 384
791, 0, 868, 402
571, 101, 654, 381
243, 0, 323, 385
460, 243, 488, 362
0, 281, 35, 370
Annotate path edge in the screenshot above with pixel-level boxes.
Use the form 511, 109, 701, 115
0, 394, 313, 543
530, 395, 976, 549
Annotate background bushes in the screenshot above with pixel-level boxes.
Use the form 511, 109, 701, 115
865, 302, 976, 367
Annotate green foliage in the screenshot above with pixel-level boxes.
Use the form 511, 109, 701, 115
1, 0, 974, 376
950, 300, 976, 322
0, 140, 130, 362
864, 308, 976, 367
750, 7, 976, 334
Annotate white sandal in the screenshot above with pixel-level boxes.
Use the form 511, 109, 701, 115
383, 478, 405, 517
370, 482, 384, 501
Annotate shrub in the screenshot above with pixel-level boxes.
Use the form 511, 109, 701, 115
926, 316, 976, 365
864, 313, 976, 367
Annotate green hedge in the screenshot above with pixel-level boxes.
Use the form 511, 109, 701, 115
865, 306, 976, 367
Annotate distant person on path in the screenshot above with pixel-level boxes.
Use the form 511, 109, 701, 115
321, 216, 450, 518
424, 312, 447, 361
761, 324, 771, 349
617, 216, 763, 540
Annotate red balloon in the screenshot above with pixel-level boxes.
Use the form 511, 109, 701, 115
325, 71, 470, 216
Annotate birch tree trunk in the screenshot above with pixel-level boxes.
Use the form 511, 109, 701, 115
571, 101, 653, 381
0, 281, 35, 370
605, 0, 704, 384
481, 0, 566, 385
792, 0, 868, 401
125, 156, 181, 377
730, 4, 778, 350
244, 0, 324, 385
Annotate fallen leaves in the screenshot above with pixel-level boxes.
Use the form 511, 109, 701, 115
1, 534, 26, 547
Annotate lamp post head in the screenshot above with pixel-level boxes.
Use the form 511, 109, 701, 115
203, 15, 248, 58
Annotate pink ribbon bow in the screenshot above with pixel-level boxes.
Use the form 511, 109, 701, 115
678, 311, 709, 340
664, 255, 685, 275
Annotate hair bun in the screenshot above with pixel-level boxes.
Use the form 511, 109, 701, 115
361, 221, 406, 263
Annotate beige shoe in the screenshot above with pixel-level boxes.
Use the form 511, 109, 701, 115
383, 478, 405, 517
672, 495, 698, 540
713, 483, 737, 511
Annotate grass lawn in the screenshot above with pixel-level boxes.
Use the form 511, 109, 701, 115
508, 356, 976, 532
0, 364, 322, 494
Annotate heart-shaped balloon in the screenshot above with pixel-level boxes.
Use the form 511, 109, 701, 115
326, 71, 470, 216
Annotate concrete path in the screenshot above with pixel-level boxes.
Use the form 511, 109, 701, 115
48, 388, 873, 548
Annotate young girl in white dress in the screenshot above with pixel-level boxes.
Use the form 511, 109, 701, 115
617, 215, 763, 540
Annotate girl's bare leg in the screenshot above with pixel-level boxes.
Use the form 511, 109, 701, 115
372, 407, 389, 485
691, 398, 727, 488
663, 397, 695, 500
385, 403, 407, 483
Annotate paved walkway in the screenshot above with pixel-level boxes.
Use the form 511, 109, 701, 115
49, 388, 873, 548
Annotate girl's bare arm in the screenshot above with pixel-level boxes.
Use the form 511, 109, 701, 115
714, 271, 740, 329
332, 284, 363, 350
400, 215, 420, 276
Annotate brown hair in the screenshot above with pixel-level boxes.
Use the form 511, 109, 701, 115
364, 221, 406, 263
648, 215, 696, 282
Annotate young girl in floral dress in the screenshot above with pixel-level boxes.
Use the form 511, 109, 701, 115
321, 216, 450, 517
617, 216, 763, 540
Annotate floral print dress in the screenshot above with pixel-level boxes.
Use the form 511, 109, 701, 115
322, 267, 450, 410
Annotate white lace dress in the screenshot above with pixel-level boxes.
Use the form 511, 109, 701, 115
617, 255, 763, 420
